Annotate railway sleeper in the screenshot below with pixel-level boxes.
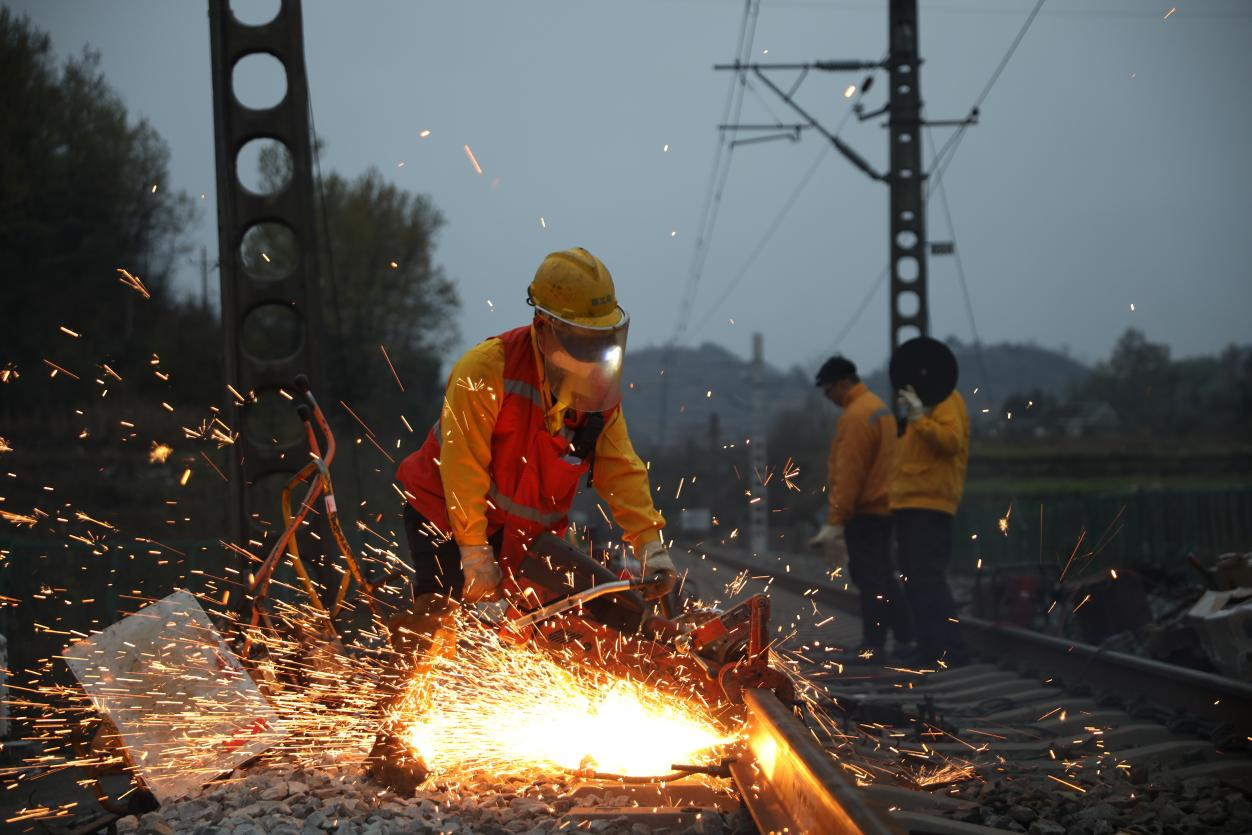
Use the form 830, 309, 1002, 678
923, 723, 1182, 756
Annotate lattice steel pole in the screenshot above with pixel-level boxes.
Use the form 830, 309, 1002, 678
209, 0, 325, 575
888, 0, 929, 349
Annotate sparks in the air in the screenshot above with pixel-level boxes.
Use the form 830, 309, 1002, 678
397, 625, 734, 778
464, 144, 483, 175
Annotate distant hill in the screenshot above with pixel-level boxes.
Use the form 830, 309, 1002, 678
619, 342, 814, 453
620, 338, 1091, 451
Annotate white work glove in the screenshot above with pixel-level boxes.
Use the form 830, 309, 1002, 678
460, 544, 502, 603
809, 524, 849, 573
637, 538, 677, 600
897, 384, 926, 421
808, 523, 843, 548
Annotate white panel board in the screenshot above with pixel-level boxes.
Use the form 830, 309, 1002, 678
64, 590, 286, 803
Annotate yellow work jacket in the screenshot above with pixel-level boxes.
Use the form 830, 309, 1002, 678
889, 390, 970, 516
825, 382, 895, 526
429, 327, 664, 553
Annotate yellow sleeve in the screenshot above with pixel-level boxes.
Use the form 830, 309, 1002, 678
591, 407, 665, 551
830, 413, 871, 526
824, 428, 839, 524
912, 396, 966, 458
437, 339, 504, 546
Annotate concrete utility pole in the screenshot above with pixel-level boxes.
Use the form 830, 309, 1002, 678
208, 0, 325, 581
748, 333, 769, 555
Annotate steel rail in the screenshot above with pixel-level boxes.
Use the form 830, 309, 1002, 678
701, 546, 1252, 740
733, 688, 901, 834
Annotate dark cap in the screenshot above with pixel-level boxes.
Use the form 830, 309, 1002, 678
815, 356, 858, 387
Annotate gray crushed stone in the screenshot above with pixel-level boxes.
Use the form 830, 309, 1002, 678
121, 760, 751, 835
942, 770, 1252, 835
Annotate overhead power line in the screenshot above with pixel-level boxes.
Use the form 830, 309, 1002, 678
670, 0, 761, 346
687, 95, 868, 339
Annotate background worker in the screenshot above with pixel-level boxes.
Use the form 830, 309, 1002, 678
371, 247, 675, 792
891, 380, 971, 666
809, 356, 913, 660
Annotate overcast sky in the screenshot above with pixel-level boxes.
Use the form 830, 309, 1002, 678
10, 0, 1252, 376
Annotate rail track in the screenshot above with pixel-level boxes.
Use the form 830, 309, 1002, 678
696, 546, 1252, 834
18, 545, 1252, 835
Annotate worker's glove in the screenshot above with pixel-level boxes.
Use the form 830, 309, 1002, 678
809, 524, 848, 574
459, 544, 502, 603
637, 538, 677, 600
897, 385, 926, 421
808, 523, 843, 548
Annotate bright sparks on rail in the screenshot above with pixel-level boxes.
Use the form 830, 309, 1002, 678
397, 621, 735, 778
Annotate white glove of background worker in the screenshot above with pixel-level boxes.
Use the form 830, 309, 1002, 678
460, 544, 502, 603
897, 384, 926, 421
809, 524, 849, 574
638, 538, 677, 600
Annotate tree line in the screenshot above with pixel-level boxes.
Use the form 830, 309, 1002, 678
0, 10, 458, 537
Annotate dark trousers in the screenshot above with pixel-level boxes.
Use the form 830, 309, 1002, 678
404, 504, 504, 600
893, 508, 967, 658
845, 514, 913, 648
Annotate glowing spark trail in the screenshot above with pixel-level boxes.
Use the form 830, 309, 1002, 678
396, 623, 734, 778
464, 144, 483, 175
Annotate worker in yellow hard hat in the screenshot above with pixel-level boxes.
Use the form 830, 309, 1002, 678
371, 248, 672, 792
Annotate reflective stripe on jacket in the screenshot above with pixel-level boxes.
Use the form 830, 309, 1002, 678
826, 382, 895, 526
889, 389, 970, 516
395, 325, 663, 564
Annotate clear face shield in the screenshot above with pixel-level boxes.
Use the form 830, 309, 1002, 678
534, 309, 629, 412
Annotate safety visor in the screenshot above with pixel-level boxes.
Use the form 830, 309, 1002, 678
535, 307, 630, 412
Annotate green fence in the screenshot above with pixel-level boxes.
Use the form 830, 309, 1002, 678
953, 487, 1252, 577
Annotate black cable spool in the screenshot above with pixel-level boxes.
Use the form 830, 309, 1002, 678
889, 336, 959, 407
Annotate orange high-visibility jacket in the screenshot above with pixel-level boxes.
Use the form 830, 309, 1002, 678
825, 382, 895, 526
396, 325, 663, 564
889, 389, 970, 516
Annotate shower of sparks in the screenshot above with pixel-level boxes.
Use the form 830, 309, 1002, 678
464, 144, 483, 175
116, 268, 151, 299
843, 84, 856, 98
1, 509, 38, 527
419, 129, 431, 138
904, 759, 977, 788
1163, 6, 1177, 21
1048, 774, 1088, 792
397, 622, 734, 777
380, 344, 405, 392
149, 442, 174, 463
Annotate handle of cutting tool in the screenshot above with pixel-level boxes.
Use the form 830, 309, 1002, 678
510, 576, 665, 630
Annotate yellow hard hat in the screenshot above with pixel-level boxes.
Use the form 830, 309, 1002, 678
527, 248, 625, 329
